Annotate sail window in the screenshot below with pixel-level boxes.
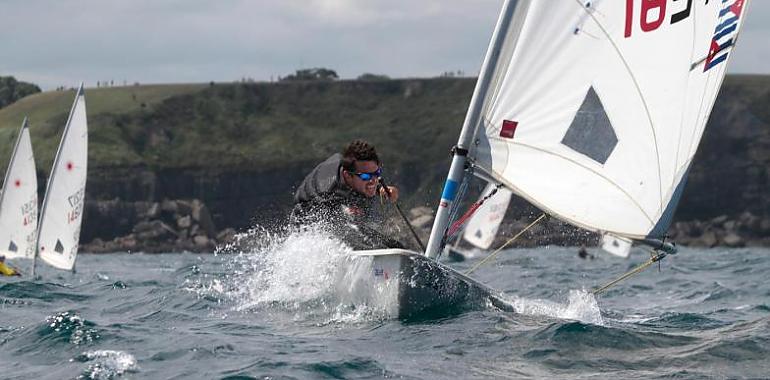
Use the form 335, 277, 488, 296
55, 239, 65, 254
8, 241, 17, 252
561, 87, 617, 164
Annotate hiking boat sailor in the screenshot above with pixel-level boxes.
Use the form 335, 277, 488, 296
291, 139, 404, 250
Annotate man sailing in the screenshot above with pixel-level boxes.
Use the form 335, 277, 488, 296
292, 139, 405, 250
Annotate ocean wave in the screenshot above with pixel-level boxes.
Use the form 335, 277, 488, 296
509, 289, 604, 325
42, 311, 101, 346
74, 350, 139, 380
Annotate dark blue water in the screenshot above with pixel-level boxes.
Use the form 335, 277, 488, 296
1, 228, 769, 379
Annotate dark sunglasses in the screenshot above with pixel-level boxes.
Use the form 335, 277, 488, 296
348, 167, 382, 181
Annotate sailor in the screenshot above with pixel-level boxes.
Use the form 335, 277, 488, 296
291, 139, 404, 250
0, 255, 21, 277
578, 245, 594, 260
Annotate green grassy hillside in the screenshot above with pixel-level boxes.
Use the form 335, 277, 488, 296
0, 75, 767, 227
0, 83, 207, 171
0, 79, 476, 198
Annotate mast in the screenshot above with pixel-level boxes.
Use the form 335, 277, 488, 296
424, 0, 520, 258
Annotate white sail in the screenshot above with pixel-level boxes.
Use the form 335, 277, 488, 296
37, 85, 88, 270
0, 118, 38, 260
463, 184, 512, 249
472, 0, 751, 240
601, 233, 632, 258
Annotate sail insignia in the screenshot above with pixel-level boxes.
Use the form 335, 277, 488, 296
54, 239, 65, 254
499, 120, 518, 139
8, 241, 17, 252
560, 86, 617, 165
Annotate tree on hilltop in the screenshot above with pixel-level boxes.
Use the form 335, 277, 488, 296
281, 68, 339, 82
0, 76, 42, 109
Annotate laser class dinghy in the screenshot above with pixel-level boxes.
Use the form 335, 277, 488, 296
350, 0, 751, 319
33, 84, 88, 275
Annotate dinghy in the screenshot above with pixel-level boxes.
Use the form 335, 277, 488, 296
34, 84, 88, 273
0, 118, 38, 274
351, 0, 751, 319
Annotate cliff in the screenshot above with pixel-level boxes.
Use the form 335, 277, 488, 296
0, 76, 767, 251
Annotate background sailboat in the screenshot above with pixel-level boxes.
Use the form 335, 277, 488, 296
445, 183, 512, 261
0, 118, 38, 261
35, 85, 88, 272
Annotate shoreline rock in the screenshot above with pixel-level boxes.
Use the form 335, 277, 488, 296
80, 200, 770, 254
81, 199, 236, 253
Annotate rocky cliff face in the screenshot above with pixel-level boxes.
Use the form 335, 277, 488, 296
7, 76, 767, 251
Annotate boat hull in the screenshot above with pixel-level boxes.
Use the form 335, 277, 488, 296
349, 249, 513, 320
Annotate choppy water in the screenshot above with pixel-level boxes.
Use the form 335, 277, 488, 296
1, 227, 769, 379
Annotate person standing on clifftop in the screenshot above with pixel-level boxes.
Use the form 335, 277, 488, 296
291, 139, 405, 250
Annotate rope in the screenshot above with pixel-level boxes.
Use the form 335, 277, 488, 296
465, 213, 546, 276
592, 249, 668, 295
379, 178, 425, 252
445, 184, 503, 239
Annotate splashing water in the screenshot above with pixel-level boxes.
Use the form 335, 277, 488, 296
74, 350, 138, 380
45, 311, 101, 345
509, 290, 604, 325
201, 225, 604, 325
206, 224, 386, 323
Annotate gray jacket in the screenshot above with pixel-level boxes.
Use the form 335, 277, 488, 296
291, 153, 402, 249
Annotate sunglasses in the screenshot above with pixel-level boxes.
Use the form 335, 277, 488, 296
348, 167, 382, 181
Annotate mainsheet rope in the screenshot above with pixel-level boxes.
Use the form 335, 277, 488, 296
465, 213, 547, 276
592, 248, 669, 295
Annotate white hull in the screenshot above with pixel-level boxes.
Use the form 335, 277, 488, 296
349, 249, 513, 319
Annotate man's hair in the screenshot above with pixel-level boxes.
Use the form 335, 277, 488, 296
341, 139, 380, 172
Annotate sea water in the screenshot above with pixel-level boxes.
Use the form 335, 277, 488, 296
1, 227, 768, 379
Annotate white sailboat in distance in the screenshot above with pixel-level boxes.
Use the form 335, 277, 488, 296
462, 184, 513, 250
0, 118, 38, 261
35, 84, 88, 272
351, 0, 751, 319
446, 183, 512, 261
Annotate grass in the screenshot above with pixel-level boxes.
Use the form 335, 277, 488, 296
0, 83, 208, 172
0, 75, 765, 212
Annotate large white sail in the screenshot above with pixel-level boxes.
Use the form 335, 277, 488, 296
472, 0, 750, 240
0, 118, 38, 260
463, 184, 512, 249
37, 85, 88, 270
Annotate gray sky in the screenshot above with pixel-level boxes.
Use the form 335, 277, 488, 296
2, 0, 768, 90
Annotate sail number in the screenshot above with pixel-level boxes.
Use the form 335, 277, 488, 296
624, 0, 698, 38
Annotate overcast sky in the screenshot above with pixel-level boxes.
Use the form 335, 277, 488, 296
1, 0, 768, 90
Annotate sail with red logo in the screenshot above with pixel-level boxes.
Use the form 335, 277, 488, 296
463, 0, 751, 246
36, 84, 88, 271
0, 118, 38, 261
352, 0, 753, 318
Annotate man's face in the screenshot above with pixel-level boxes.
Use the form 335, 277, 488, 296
345, 160, 380, 197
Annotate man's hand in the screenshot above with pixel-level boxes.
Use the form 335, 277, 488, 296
379, 185, 399, 203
